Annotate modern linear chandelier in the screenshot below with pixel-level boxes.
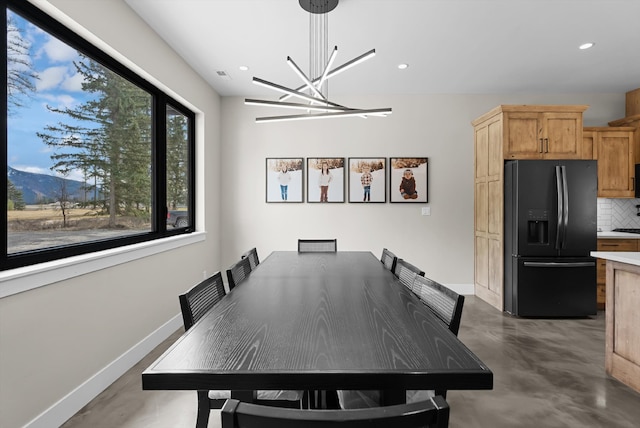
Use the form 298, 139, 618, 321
245, 0, 392, 123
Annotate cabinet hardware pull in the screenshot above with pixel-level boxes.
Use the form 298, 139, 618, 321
545, 138, 549, 153
539, 138, 543, 153
632, 177, 635, 191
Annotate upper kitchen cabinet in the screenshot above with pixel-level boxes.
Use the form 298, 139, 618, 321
500, 106, 588, 160
585, 127, 636, 197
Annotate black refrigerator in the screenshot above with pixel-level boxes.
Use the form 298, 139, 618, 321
504, 160, 597, 317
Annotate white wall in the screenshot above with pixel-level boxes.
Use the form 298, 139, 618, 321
0, 1, 221, 427
220, 93, 625, 290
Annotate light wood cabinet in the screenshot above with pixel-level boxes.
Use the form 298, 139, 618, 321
585, 127, 636, 197
502, 106, 587, 159
472, 105, 588, 311
605, 258, 640, 394
473, 112, 504, 310
609, 115, 640, 164
596, 239, 639, 309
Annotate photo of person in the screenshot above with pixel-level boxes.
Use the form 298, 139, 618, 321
399, 168, 417, 199
390, 158, 428, 203
318, 161, 333, 202
266, 158, 304, 203
278, 165, 291, 201
307, 158, 344, 203
348, 158, 386, 203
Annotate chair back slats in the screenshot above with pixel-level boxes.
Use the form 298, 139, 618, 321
393, 259, 424, 289
241, 247, 260, 270
221, 396, 450, 428
226, 257, 252, 290
380, 248, 398, 272
298, 239, 337, 253
412, 275, 465, 336
179, 271, 226, 331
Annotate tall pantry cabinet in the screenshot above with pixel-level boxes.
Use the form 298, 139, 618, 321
472, 105, 588, 311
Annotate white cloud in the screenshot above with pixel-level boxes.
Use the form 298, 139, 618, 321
36, 66, 68, 91
61, 72, 85, 92
43, 36, 78, 63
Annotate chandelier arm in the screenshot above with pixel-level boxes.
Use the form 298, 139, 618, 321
253, 77, 345, 108
286, 56, 327, 101
255, 108, 392, 123
245, 98, 352, 112
278, 48, 375, 101
317, 46, 338, 93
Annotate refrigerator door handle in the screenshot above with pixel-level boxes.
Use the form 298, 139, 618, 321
555, 166, 564, 250
561, 165, 569, 249
523, 261, 596, 268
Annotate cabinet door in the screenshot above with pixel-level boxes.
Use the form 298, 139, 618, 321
595, 130, 635, 197
596, 239, 639, 309
503, 112, 543, 159
542, 112, 583, 159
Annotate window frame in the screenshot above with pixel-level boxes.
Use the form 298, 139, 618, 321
2, 0, 196, 272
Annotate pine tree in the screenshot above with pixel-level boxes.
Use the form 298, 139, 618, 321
7, 179, 26, 210
6, 15, 38, 115
37, 55, 152, 227
166, 113, 189, 210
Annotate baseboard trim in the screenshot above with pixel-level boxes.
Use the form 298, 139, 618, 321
24, 314, 182, 428
446, 283, 475, 296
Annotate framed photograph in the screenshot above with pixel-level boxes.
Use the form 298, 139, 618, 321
307, 158, 345, 203
266, 158, 304, 203
390, 157, 428, 203
348, 157, 387, 203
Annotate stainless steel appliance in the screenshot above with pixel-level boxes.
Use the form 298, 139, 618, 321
504, 160, 597, 317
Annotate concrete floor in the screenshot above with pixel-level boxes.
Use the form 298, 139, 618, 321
61, 296, 640, 428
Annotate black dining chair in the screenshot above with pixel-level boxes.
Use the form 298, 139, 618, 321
337, 275, 465, 410
180, 272, 307, 428
221, 396, 450, 428
412, 275, 465, 336
393, 258, 424, 289
404, 275, 466, 403
380, 248, 398, 272
298, 239, 337, 253
226, 257, 252, 290
241, 247, 260, 270
179, 272, 230, 428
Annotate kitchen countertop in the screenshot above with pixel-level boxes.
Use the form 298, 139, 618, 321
597, 231, 640, 239
591, 251, 640, 267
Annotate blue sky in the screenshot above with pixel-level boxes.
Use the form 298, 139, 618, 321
8, 9, 93, 182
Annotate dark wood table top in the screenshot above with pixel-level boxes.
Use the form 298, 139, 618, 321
142, 251, 492, 393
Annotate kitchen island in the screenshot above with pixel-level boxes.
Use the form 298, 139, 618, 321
590, 251, 640, 394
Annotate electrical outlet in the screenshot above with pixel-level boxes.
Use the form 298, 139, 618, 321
421, 207, 431, 216
203, 270, 207, 279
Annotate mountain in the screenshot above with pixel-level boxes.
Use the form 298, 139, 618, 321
7, 166, 89, 205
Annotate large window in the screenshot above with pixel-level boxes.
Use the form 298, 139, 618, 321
2, 1, 195, 271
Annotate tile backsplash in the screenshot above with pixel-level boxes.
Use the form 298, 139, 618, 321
597, 198, 640, 231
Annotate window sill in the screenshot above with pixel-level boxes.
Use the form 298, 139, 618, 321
0, 231, 206, 299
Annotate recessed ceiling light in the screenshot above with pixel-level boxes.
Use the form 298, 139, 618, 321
579, 42, 595, 50
398, 63, 409, 70
239, 65, 249, 71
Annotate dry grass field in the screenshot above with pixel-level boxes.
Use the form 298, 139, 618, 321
7, 206, 149, 231
7, 206, 97, 221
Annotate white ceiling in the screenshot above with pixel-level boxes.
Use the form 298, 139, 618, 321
124, 0, 640, 99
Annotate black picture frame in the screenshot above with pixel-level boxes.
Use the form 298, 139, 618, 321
306, 157, 345, 203
348, 157, 387, 203
266, 158, 304, 203
389, 157, 428, 203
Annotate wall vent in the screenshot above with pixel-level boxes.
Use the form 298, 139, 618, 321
216, 70, 232, 81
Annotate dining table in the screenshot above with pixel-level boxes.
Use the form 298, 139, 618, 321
142, 251, 493, 404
